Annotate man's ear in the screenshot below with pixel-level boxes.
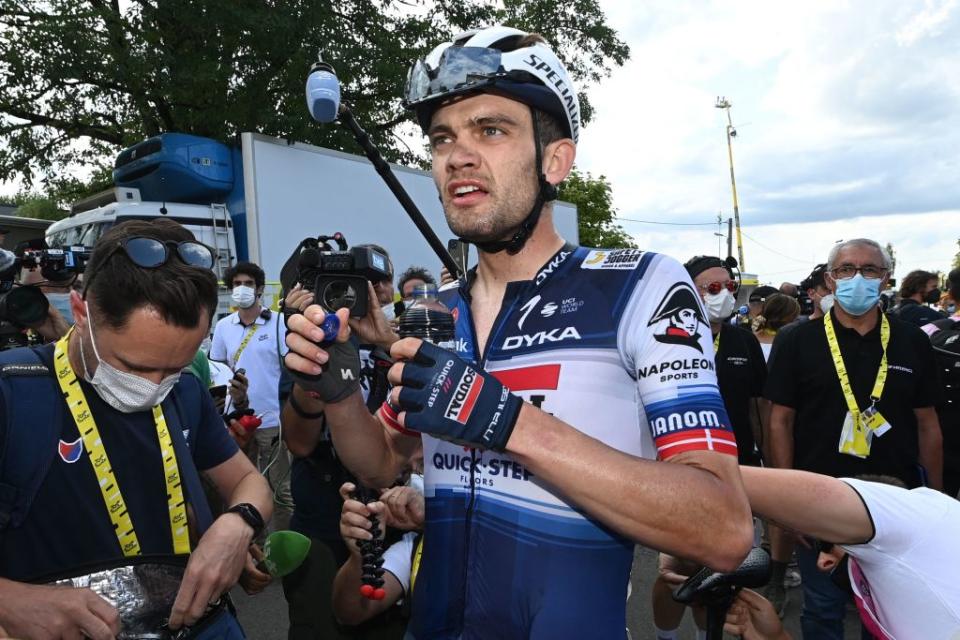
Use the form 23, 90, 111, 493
543, 138, 576, 188
70, 290, 86, 328
816, 550, 839, 572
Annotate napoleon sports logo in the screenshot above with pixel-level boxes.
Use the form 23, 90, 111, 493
444, 368, 485, 424
648, 282, 709, 353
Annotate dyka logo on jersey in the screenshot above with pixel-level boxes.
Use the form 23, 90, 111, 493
535, 250, 572, 285
59, 437, 84, 463
648, 283, 708, 353
503, 327, 582, 351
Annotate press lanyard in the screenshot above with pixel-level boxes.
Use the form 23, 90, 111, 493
53, 333, 191, 556
410, 535, 423, 594
713, 330, 721, 354
823, 309, 890, 421
231, 322, 261, 366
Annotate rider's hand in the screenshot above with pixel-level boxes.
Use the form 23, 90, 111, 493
338, 482, 385, 557
387, 339, 523, 452
0, 581, 120, 640
169, 511, 254, 629
724, 588, 791, 640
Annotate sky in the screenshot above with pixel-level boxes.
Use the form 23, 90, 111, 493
576, 0, 960, 285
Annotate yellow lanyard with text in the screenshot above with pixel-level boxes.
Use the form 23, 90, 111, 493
713, 330, 721, 354
231, 322, 260, 366
824, 310, 890, 455
53, 333, 191, 556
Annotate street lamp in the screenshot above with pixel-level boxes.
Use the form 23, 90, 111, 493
715, 96, 745, 270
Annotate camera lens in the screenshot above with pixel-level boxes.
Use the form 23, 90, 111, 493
0, 286, 50, 326
320, 280, 357, 311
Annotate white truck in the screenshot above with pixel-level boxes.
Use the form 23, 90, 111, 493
47, 132, 580, 315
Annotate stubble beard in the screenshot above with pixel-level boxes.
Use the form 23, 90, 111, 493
442, 160, 539, 245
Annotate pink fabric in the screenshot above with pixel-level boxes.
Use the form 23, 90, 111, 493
849, 558, 894, 640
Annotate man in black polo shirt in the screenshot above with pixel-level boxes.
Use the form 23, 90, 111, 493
892, 269, 945, 326
765, 238, 942, 640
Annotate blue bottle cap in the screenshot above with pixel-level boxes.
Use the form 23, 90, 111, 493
320, 313, 340, 343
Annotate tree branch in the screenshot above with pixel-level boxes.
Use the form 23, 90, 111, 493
0, 107, 124, 144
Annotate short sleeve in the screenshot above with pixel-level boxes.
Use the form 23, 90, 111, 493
618, 254, 738, 460
381, 532, 417, 597
188, 376, 240, 471
209, 318, 228, 363
840, 479, 950, 555
764, 327, 799, 408
910, 329, 942, 408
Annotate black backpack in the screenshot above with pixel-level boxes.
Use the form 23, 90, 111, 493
930, 318, 960, 408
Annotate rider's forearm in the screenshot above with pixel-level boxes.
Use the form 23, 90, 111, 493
325, 392, 413, 488
508, 405, 753, 572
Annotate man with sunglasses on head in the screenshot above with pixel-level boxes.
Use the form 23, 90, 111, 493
283, 26, 753, 639
211, 261, 292, 531
0, 219, 272, 639
764, 238, 943, 640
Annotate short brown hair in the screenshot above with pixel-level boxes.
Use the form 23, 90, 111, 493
899, 270, 938, 298
84, 219, 218, 330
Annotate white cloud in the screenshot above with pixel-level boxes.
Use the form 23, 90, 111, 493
575, 0, 959, 280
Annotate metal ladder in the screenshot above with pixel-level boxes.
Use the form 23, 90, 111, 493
208, 203, 234, 281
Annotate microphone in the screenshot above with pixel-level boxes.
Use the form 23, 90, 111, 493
305, 60, 341, 123
258, 530, 312, 577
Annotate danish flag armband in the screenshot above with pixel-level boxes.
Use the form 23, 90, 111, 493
378, 400, 420, 438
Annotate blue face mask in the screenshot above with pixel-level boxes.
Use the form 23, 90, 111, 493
833, 273, 881, 316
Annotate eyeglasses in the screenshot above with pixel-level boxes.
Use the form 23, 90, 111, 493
830, 264, 887, 279
700, 280, 738, 295
85, 237, 214, 291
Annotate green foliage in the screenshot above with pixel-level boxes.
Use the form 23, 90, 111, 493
12, 191, 66, 220
0, 0, 628, 191
559, 169, 635, 249
953, 239, 960, 270
884, 241, 896, 275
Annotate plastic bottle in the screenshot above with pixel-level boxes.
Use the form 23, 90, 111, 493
398, 283, 455, 346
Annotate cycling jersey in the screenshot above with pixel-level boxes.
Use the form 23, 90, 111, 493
396, 245, 737, 639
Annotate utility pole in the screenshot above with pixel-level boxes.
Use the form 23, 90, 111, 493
714, 211, 724, 257
715, 97, 745, 270
727, 218, 733, 261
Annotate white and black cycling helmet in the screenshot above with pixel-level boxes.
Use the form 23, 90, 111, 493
404, 25, 580, 144
404, 26, 580, 254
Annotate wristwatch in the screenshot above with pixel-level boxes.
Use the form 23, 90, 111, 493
225, 503, 265, 537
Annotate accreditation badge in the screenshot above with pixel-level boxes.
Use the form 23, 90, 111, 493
839, 411, 871, 458
860, 405, 891, 437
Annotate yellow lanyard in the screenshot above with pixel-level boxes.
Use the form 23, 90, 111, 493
713, 330, 721, 354
54, 333, 191, 556
231, 322, 260, 366
410, 535, 423, 594
823, 309, 890, 420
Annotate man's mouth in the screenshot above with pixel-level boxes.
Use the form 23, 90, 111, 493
448, 180, 488, 205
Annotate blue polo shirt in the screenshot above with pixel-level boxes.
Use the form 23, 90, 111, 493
0, 344, 238, 582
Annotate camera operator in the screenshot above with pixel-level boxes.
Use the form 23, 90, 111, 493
0, 219, 271, 638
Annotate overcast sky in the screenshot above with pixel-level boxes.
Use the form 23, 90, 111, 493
577, 0, 959, 284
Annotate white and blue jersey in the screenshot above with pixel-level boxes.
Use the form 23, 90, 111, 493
384, 245, 737, 639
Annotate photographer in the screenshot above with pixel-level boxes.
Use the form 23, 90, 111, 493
0, 219, 271, 638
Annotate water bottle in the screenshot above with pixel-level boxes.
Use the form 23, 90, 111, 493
398, 283, 455, 346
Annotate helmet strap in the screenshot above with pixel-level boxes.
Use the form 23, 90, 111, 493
474, 106, 557, 255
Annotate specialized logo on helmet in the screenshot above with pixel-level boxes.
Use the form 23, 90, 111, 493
524, 54, 580, 141
648, 283, 708, 353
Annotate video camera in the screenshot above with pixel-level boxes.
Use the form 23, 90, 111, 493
0, 246, 92, 329
280, 233, 391, 318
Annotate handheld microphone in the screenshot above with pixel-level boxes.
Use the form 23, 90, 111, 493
305, 60, 341, 123
258, 530, 312, 577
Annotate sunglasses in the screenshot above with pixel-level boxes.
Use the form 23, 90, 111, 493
701, 280, 738, 295
85, 237, 215, 291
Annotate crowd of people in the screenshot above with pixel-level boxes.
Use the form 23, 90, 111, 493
0, 23, 956, 640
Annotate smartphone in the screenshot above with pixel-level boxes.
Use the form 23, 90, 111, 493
447, 239, 470, 277
209, 384, 228, 401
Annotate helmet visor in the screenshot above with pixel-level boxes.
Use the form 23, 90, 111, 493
405, 47, 505, 106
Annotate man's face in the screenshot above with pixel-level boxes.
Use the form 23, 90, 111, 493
825, 245, 890, 293
401, 278, 426, 301
428, 93, 539, 243
232, 274, 259, 296
693, 267, 735, 303
924, 278, 939, 296
372, 275, 395, 306
808, 284, 830, 306
77, 297, 209, 386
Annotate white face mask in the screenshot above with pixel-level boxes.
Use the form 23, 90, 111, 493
232, 285, 257, 309
820, 293, 835, 314
703, 290, 736, 322
79, 303, 180, 413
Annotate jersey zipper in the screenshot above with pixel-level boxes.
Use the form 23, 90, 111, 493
458, 280, 528, 634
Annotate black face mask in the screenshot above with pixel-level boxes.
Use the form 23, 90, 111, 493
924, 288, 942, 304
829, 553, 852, 594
